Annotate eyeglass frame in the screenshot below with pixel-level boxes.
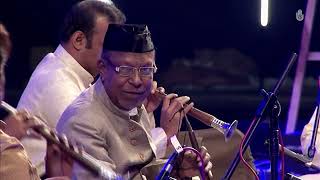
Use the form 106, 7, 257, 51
103, 58, 157, 77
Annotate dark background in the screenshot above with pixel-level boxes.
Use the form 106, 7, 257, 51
0, 0, 320, 177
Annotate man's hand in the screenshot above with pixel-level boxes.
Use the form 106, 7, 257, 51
178, 146, 213, 179
2, 110, 40, 139
143, 81, 164, 113
45, 138, 73, 178
160, 94, 194, 139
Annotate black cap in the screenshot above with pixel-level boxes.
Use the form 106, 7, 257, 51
103, 24, 154, 53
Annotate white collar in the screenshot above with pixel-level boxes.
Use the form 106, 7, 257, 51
54, 45, 94, 86
128, 107, 138, 116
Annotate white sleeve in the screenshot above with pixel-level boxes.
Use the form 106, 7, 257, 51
150, 128, 167, 159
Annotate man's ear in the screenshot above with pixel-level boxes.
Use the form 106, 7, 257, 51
98, 59, 111, 83
97, 59, 107, 75
70, 31, 87, 51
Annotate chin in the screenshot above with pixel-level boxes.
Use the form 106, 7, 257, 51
120, 101, 143, 111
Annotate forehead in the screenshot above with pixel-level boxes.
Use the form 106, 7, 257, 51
106, 51, 155, 66
93, 16, 109, 33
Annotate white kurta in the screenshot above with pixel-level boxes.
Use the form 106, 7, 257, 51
17, 45, 94, 174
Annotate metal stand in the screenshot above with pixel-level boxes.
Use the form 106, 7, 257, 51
223, 53, 298, 180
269, 99, 281, 180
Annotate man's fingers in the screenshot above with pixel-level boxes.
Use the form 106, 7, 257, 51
198, 153, 211, 167
182, 102, 194, 115
196, 146, 208, 161
162, 93, 178, 111
15, 110, 34, 126
166, 96, 190, 114
200, 146, 207, 154
201, 146, 208, 159
150, 81, 157, 94
158, 87, 165, 93
207, 169, 214, 179
205, 161, 213, 172
183, 150, 197, 161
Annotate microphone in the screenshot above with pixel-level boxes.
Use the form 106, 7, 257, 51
156, 151, 179, 180
307, 76, 320, 159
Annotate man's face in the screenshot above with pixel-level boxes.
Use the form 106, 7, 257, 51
81, 16, 109, 76
99, 51, 155, 110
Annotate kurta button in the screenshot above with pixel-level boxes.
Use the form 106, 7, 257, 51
139, 153, 144, 161
130, 139, 137, 146
129, 127, 135, 132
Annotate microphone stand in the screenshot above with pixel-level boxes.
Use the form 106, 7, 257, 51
223, 53, 298, 180
307, 77, 320, 159
269, 96, 281, 180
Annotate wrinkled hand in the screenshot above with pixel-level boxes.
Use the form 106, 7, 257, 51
2, 110, 41, 139
178, 146, 213, 179
45, 136, 73, 178
143, 81, 164, 113
160, 94, 194, 139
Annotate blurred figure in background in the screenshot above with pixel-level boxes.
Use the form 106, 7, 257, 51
0, 23, 70, 180
0, 22, 41, 180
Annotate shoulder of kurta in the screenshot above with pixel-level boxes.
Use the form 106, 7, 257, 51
0, 142, 39, 180
57, 97, 106, 135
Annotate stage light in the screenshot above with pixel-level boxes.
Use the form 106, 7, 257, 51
261, 0, 269, 26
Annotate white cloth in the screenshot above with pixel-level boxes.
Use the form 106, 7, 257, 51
299, 173, 320, 180
17, 45, 94, 175
301, 106, 320, 167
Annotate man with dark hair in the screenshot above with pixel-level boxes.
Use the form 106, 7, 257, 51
16, 0, 126, 175
60, 0, 124, 48
57, 24, 213, 179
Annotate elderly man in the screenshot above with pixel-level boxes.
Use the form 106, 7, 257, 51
57, 24, 212, 179
17, 0, 125, 175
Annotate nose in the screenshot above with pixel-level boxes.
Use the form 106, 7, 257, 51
128, 69, 143, 87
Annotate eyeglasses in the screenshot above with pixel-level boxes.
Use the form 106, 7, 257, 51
106, 60, 157, 77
